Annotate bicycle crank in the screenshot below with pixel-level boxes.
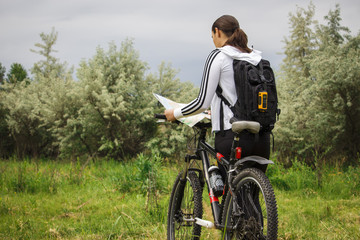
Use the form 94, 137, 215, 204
182, 217, 215, 229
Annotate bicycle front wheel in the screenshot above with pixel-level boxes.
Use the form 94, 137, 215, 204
167, 170, 203, 240
221, 168, 278, 240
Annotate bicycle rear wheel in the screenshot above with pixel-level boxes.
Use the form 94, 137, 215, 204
167, 170, 203, 240
221, 168, 278, 240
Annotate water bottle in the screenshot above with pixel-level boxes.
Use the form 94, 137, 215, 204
208, 166, 224, 197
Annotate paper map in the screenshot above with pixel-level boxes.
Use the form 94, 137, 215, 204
153, 93, 211, 127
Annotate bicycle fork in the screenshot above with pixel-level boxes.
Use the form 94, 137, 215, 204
180, 153, 217, 229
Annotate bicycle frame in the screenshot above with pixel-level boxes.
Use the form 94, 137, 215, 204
181, 122, 274, 229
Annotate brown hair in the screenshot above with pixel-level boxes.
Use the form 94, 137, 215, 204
211, 15, 251, 53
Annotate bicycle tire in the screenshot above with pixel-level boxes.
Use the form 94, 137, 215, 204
167, 170, 203, 240
221, 168, 278, 240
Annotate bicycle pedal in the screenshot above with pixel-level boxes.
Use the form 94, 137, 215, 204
194, 218, 215, 229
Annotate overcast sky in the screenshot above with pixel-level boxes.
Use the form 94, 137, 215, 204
1, 0, 359, 86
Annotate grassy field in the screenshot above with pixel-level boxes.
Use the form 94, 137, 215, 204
0, 155, 359, 239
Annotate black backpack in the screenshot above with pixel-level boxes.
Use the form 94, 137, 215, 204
216, 59, 280, 133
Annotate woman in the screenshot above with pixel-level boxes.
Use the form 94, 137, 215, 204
165, 15, 270, 163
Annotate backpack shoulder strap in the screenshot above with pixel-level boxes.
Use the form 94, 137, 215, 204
215, 85, 236, 135
216, 85, 232, 108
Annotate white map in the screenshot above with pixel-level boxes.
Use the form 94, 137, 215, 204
153, 93, 211, 127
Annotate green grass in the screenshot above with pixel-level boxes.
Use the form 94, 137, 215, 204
267, 161, 360, 240
0, 157, 359, 239
276, 190, 360, 239
0, 156, 175, 239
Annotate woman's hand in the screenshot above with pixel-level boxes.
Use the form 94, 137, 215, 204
164, 109, 176, 122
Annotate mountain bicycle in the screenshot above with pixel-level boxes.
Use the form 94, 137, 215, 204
155, 114, 278, 239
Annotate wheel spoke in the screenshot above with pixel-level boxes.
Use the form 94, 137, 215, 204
167, 171, 203, 239
221, 168, 278, 240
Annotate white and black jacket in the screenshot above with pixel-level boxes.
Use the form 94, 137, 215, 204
174, 45, 262, 132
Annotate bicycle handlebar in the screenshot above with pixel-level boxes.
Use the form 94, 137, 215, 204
154, 113, 211, 129
154, 114, 167, 120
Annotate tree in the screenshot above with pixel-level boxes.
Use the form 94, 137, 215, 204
275, 2, 317, 162
282, 2, 316, 79
29, 29, 75, 158
30, 27, 70, 80
305, 5, 358, 164
275, 3, 360, 165
64, 40, 157, 159
0, 63, 5, 85
316, 4, 351, 48
307, 34, 360, 164
7, 63, 28, 83
0, 63, 14, 157
2, 28, 74, 158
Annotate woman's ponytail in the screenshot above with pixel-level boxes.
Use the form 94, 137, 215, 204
212, 15, 252, 53
226, 28, 252, 53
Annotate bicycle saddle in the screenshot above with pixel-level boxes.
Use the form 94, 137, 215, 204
230, 118, 260, 134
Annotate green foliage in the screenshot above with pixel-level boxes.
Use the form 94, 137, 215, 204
7, 63, 28, 83
112, 153, 167, 195
0, 96, 13, 158
134, 153, 162, 193
1, 28, 73, 158
1, 29, 197, 160
146, 62, 199, 160
282, 2, 316, 78
30, 27, 71, 80
316, 4, 351, 47
0, 62, 29, 157
0, 63, 6, 85
305, 37, 360, 164
275, 3, 317, 161
1, 80, 52, 157
67, 40, 157, 159
275, 3, 360, 165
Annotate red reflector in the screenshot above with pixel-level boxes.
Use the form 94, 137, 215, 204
209, 193, 219, 203
216, 153, 224, 162
236, 147, 242, 159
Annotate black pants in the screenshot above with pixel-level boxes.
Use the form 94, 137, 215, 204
215, 129, 270, 176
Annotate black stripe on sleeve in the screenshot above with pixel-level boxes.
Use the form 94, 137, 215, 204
182, 49, 220, 116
